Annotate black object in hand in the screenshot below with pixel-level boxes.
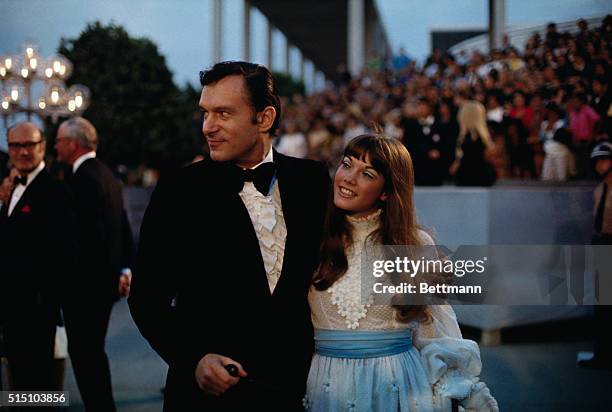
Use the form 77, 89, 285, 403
223, 363, 281, 392
224, 363, 239, 377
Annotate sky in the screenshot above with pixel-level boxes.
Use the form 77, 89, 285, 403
0, 0, 610, 147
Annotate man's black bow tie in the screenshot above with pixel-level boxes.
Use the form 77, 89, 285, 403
239, 162, 276, 196
14, 175, 28, 186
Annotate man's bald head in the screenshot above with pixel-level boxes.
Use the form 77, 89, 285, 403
7, 122, 46, 175
8, 122, 42, 141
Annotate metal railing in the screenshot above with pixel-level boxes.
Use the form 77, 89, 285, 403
448, 15, 606, 56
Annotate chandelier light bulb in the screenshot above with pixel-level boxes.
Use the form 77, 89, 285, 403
39, 97, 46, 110
53, 60, 61, 73
45, 67, 53, 78
21, 68, 29, 78
68, 99, 76, 112
51, 89, 60, 104
5, 58, 12, 70
26, 47, 34, 58
1, 100, 9, 110
29, 58, 38, 70
0, 67, 6, 77
10, 87, 19, 101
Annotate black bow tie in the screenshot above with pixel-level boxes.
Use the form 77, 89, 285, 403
14, 175, 28, 186
239, 163, 276, 196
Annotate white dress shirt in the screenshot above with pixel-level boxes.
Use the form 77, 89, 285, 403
238, 149, 287, 293
73, 151, 97, 174
8, 161, 45, 216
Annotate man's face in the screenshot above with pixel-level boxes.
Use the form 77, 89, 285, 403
417, 102, 430, 118
595, 158, 612, 176
54, 123, 77, 164
7, 124, 46, 175
199, 75, 264, 166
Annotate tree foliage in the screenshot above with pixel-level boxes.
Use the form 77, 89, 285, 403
273, 72, 306, 98
56, 22, 202, 170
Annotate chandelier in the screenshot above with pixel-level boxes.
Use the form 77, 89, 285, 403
0, 44, 90, 127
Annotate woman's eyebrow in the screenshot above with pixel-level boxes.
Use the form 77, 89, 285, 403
349, 156, 377, 171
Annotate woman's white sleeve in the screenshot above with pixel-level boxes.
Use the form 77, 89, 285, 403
413, 304, 499, 411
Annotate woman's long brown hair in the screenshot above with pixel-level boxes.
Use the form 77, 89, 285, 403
312, 134, 429, 323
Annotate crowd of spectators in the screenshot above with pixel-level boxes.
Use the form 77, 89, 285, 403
273, 16, 612, 185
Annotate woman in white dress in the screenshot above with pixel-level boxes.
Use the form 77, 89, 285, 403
304, 134, 498, 411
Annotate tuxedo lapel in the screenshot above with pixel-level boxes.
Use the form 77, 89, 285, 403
273, 150, 298, 234
7, 171, 45, 219
271, 151, 300, 296
211, 160, 272, 298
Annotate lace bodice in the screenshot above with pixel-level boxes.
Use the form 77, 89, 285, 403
309, 210, 440, 330
309, 209, 418, 330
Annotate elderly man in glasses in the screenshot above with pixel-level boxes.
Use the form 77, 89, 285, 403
0, 122, 77, 392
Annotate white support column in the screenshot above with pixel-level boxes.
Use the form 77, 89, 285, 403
299, 51, 305, 83
266, 20, 273, 69
212, 0, 222, 62
347, 0, 365, 76
285, 39, 291, 76
489, 0, 505, 51
243, 0, 251, 61
311, 65, 317, 93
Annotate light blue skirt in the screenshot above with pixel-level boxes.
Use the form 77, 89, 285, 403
304, 329, 435, 412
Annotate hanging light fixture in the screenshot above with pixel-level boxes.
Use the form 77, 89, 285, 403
0, 44, 90, 127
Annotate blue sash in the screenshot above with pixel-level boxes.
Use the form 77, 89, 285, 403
314, 328, 413, 359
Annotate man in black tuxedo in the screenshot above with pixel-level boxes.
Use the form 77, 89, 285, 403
54, 117, 132, 412
129, 61, 330, 411
0, 122, 76, 392
401, 98, 455, 186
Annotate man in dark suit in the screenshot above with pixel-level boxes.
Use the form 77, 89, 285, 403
0, 149, 9, 181
129, 61, 330, 411
401, 98, 455, 185
0, 122, 76, 392
54, 117, 132, 412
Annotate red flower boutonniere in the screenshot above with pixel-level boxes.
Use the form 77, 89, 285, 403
21, 205, 31, 214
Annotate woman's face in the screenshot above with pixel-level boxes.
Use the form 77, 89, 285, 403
513, 93, 525, 107
334, 154, 387, 218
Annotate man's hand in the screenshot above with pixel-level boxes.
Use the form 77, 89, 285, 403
0, 177, 12, 203
449, 160, 460, 176
428, 149, 440, 160
195, 354, 247, 396
0, 169, 18, 203
118, 273, 131, 297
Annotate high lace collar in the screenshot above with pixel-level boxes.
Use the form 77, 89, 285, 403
346, 209, 382, 240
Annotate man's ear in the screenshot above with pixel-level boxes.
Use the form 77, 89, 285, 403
257, 106, 276, 133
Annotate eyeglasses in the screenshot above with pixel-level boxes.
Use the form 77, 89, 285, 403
7, 140, 43, 150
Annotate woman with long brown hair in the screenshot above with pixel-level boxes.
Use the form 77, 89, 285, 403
304, 135, 498, 411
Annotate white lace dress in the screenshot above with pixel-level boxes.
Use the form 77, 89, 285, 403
304, 210, 498, 411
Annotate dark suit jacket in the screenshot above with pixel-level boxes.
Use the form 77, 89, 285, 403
0, 169, 77, 328
0, 150, 8, 181
129, 151, 330, 411
68, 157, 127, 302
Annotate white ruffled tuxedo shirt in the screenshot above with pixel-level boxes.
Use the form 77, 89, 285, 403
238, 149, 287, 293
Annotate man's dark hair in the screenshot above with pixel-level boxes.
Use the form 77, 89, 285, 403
199, 61, 281, 136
